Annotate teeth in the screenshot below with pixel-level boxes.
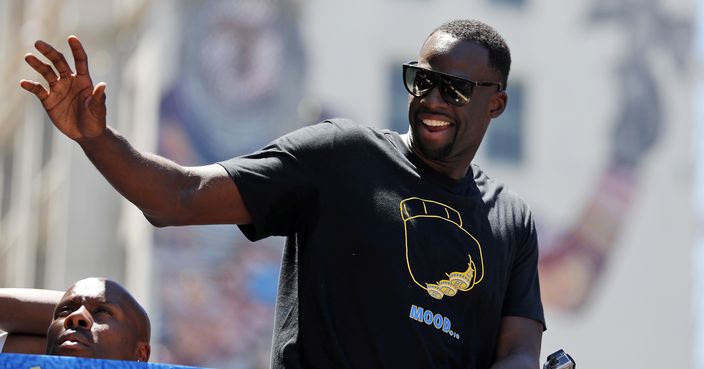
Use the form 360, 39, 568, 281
422, 119, 451, 127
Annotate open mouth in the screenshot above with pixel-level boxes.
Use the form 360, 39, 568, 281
59, 340, 86, 348
58, 332, 90, 348
422, 119, 452, 127
418, 115, 456, 135
422, 119, 453, 133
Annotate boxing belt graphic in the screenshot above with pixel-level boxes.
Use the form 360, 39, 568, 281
400, 197, 484, 300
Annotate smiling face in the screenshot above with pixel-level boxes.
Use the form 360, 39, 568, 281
45, 278, 150, 361
407, 31, 507, 179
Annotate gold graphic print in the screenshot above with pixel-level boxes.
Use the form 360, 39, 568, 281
400, 197, 484, 300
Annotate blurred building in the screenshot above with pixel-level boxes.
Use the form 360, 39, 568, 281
0, 0, 697, 368
0, 0, 158, 303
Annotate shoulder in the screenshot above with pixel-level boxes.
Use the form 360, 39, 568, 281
324, 118, 395, 139
473, 164, 534, 226
308, 118, 400, 151
248, 118, 404, 165
275, 118, 384, 144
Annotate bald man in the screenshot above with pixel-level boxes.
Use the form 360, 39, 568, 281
0, 278, 150, 362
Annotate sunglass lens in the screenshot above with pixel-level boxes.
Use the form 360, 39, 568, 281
441, 77, 472, 106
404, 67, 434, 97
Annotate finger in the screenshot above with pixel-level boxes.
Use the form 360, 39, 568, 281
24, 54, 59, 85
34, 40, 73, 78
68, 35, 90, 76
87, 82, 107, 117
93, 82, 106, 98
19, 79, 49, 101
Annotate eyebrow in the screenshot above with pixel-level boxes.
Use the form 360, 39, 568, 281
57, 297, 123, 311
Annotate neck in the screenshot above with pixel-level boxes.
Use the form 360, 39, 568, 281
401, 133, 472, 181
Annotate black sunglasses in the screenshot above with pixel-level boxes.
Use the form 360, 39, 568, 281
402, 61, 503, 106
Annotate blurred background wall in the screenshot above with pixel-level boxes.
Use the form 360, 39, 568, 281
0, 0, 698, 368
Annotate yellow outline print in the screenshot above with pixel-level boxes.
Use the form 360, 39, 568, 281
400, 197, 485, 300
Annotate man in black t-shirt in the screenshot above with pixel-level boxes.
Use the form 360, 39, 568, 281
22, 19, 544, 369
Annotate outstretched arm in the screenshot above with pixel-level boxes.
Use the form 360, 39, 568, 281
77, 130, 250, 226
490, 316, 543, 369
21, 36, 251, 226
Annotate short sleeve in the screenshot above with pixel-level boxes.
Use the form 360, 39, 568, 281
501, 209, 546, 330
218, 121, 339, 241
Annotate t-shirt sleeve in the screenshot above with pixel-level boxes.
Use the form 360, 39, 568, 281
501, 208, 546, 330
218, 121, 338, 241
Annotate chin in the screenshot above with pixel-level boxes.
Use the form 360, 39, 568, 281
417, 141, 454, 161
50, 346, 93, 358
410, 127, 454, 161
56, 350, 93, 358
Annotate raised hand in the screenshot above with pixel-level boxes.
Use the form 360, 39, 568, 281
20, 36, 106, 141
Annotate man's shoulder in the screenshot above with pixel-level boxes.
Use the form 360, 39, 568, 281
313, 118, 400, 146
321, 118, 392, 134
472, 163, 532, 214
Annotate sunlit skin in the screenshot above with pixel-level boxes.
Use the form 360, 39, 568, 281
405, 31, 507, 180
45, 278, 150, 362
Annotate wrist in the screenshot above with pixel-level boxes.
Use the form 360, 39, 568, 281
76, 126, 113, 150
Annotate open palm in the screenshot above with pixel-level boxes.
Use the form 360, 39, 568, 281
20, 36, 106, 141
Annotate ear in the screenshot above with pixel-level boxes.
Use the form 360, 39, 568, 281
136, 341, 151, 362
488, 91, 508, 119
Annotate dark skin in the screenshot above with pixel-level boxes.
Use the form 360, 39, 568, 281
45, 278, 150, 361
20, 37, 246, 227
3, 334, 48, 354
0, 288, 63, 354
403, 32, 542, 369
0, 278, 150, 361
22, 32, 541, 368
405, 32, 507, 180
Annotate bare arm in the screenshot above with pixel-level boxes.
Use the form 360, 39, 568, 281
20, 36, 250, 226
3, 334, 47, 354
490, 316, 543, 369
78, 129, 250, 226
0, 288, 61, 354
0, 288, 62, 335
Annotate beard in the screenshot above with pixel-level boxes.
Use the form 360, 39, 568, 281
410, 122, 456, 161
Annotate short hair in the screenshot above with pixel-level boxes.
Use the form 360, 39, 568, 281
431, 19, 511, 87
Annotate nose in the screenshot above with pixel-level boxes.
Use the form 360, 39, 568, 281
64, 306, 93, 330
419, 84, 448, 109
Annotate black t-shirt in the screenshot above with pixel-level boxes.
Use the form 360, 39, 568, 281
219, 119, 544, 369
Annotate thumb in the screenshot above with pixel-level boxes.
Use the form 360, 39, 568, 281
86, 82, 107, 118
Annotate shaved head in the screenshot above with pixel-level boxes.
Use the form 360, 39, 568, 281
45, 278, 151, 361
